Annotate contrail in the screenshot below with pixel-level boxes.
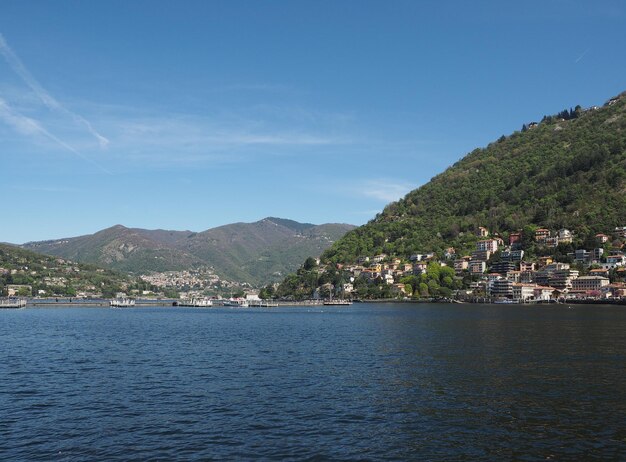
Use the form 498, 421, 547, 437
575, 47, 590, 64
0, 32, 109, 148
0, 98, 111, 174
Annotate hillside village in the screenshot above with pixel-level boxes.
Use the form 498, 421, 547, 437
279, 225, 626, 303
139, 268, 252, 299
0, 244, 153, 299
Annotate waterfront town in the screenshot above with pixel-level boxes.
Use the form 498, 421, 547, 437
3, 226, 626, 304
319, 226, 626, 303
139, 267, 252, 300
0, 251, 252, 302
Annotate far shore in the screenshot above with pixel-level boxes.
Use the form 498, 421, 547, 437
13, 297, 626, 308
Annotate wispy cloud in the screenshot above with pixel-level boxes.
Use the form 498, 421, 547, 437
0, 98, 111, 173
342, 179, 415, 203
94, 109, 354, 168
0, 32, 109, 148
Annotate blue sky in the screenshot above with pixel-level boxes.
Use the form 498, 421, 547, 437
1, 0, 625, 243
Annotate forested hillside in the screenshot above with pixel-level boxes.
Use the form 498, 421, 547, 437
323, 92, 626, 264
0, 244, 151, 298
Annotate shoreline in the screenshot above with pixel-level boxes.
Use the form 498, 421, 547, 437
11, 298, 626, 308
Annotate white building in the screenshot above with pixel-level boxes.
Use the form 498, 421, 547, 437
512, 283, 536, 301
476, 239, 499, 253
571, 276, 610, 292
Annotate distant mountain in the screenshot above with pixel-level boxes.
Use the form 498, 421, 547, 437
24, 225, 205, 274
23, 218, 355, 285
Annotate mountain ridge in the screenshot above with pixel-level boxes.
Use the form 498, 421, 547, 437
22, 218, 355, 285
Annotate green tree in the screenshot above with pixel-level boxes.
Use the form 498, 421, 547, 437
303, 257, 318, 271
17, 286, 31, 296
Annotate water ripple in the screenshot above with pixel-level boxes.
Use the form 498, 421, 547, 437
1, 304, 625, 460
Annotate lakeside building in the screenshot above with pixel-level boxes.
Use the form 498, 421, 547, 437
512, 283, 536, 301
571, 276, 610, 292
490, 278, 513, 298
311, 225, 626, 303
533, 286, 554, 301
548, 269, 580, 291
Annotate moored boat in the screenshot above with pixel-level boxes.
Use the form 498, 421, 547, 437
223, 298, 249, 307
323, 299, 352, 306
178, 297, 213, 307
248, 300, 279, 307
110, 298, 136, 308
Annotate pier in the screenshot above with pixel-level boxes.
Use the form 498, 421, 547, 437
0, 298, 27, 309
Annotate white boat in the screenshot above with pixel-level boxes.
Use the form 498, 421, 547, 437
248, 300, 279, 307
110, 298, 136, 307
0, 298, 27, 309
178, 297, 213, 307
323, 299, 352, 306
223, 298, 249, 307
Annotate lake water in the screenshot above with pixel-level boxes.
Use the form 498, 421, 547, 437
1, 303, 625, 461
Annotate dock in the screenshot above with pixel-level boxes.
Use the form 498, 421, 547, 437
0, 298, 27, 309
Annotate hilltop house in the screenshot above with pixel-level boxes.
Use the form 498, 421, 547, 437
371, 254, 387, 264
477, 239, 499, 253
558, 229, 573, 244
509, 232, 522, 246
596, 233, 610, 244
476, 227, 489, 237
535, 228, 550, 243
